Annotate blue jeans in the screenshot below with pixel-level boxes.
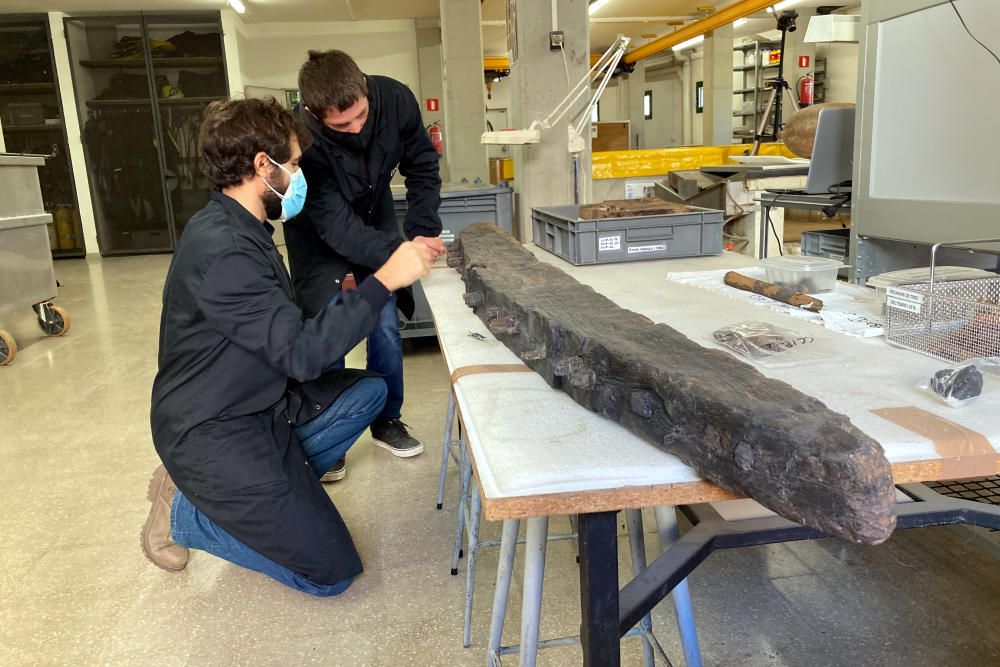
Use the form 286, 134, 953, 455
366, 295, 404, 422
169, 377, 387, 596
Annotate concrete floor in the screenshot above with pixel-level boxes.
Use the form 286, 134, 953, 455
2, 254, 999, 666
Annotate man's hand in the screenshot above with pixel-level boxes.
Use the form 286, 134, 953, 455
412, 235, 447, 259
374, 242, 433, 292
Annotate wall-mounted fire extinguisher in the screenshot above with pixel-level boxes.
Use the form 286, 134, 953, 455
427, 122, 443, 155
798, 74, 814, 106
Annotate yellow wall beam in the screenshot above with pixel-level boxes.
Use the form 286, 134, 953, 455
591, 143, 797, 180
623, 0, 777, 64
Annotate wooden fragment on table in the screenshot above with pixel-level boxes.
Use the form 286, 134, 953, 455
724, 271, 824, 312
578, 197, 695, 220
451, 223, 896, 545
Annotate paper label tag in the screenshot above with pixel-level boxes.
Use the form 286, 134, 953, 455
599, 235, 621, 252
887, 296, 922, 314
887, 287, 924, 304
628, 243, 667, 255
441, 229, 456, 244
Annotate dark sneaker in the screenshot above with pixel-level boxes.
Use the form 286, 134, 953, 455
321, 458, 347, 483
371, 419, 424, 458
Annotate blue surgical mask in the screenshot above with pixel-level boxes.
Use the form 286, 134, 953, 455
264, 156, 307, 221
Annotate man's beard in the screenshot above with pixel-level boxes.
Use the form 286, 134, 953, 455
263, 190, 283, 221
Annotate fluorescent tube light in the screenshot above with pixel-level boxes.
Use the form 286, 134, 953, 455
589, 0, 613, 16
672, 34, 704, 51
228, 0, 246, 14
767, 0, 802, 13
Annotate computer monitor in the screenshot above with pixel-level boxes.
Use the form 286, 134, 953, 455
804, 107, 855, 194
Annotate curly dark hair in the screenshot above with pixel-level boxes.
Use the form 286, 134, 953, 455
199, 97, 312, 188
298, 50, 368, 114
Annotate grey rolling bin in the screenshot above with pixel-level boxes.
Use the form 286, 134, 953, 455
393, 183, 514, 338
0, 154, 71, 366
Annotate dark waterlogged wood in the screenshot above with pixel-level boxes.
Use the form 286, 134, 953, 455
450, 223, 896, 545
578, 197, 694, 220
724, 271, 824, 312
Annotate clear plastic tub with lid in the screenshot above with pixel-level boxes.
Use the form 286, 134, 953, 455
759, 256, 845, 293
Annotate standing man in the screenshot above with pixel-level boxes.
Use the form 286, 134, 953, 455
284, 50, 446, 471
142, 98, 432, 594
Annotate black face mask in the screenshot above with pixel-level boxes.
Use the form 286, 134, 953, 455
324, 99, 375, 153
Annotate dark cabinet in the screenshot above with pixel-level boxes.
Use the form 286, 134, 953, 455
64, 12, 227, 255
0, 15, 86, 257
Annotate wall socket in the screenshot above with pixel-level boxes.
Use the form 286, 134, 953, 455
549, 31, 564, 51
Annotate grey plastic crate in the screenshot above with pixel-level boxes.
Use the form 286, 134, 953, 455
532, 203, 724, 266
800, 228, 850, 278
393, 183, 514, 338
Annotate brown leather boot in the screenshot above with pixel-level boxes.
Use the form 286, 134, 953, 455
140, 464, 189, 571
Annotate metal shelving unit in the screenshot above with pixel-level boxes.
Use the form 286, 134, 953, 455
64, 12, 228, 255
0, 14, 87, 257
732, 40, 779, 144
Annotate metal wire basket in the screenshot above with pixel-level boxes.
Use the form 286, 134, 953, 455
884, 239, 1000, 363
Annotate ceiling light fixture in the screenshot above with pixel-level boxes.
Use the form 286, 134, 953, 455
672, 34, 704, 51
589, 0, 613, 16
734, 17, 748, 28
228, 0, 246, 14
767, 0, 802, 14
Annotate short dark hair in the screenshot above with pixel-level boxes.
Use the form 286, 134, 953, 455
199, 97, 312, 188
298, 50, 368, 114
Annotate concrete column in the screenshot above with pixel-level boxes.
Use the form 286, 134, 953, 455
509, 0, 591, 239
624, 64, 647, 149
220, 9, 246, 97
702, 25, 734, 146
416, 18, 449, 181
49, 12, 99, 255
439, 0, 489, 183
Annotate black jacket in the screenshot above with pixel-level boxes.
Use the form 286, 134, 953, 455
284, 75, 442, 317
150, 190, 391, 584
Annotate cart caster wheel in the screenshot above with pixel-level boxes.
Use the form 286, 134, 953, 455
37, 304, 71, 337
0, 330, 17, 366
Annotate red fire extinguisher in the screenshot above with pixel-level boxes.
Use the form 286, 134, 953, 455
428, 122, 443, 155
798, 74, 814, 106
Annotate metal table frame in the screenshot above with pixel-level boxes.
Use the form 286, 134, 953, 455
756, 191, 852, 258
577, 483, 1000, 666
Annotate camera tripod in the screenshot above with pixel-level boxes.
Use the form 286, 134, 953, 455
750, 10, 801, 155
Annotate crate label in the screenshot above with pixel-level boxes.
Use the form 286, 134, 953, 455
887, 287, 924, 304
628, 243, 667, 255
886, 296, 922, 314
599, 235, 622, 252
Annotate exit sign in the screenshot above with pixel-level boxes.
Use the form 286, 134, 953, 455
426, 98, 439, 111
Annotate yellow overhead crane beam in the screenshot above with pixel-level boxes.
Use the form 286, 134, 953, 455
484, 0, 780, 71
484, 53, 603, 71
624, 0, 779, 63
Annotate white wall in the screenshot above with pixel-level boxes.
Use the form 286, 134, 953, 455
817, 42, 859, 103
235, 19, 421, 96
640, 54, 686, 149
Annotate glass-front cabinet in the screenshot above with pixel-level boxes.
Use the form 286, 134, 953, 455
64, 12, 227, 255
0, 15, 86, 257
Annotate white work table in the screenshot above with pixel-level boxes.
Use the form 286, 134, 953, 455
423, 247, 1000, 520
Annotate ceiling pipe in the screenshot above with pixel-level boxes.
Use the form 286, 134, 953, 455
623, 0, 778, 64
